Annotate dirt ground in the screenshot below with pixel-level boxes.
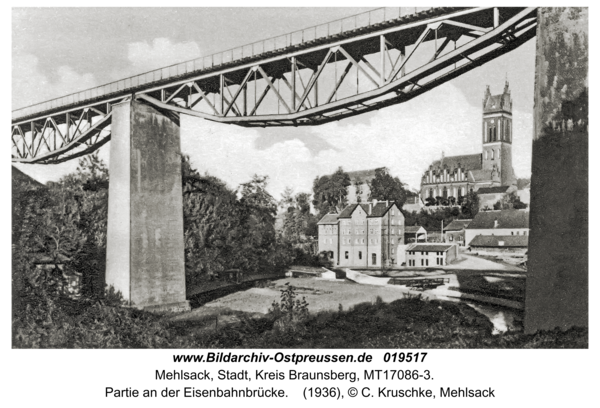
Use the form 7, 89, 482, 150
180, 277, 424, 318
451, 253, 523, 271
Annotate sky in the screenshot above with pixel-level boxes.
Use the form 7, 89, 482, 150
12, 6, 536, 199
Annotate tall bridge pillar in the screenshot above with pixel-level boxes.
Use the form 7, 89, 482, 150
525, 8, 588, 333
106, 99, 190, 312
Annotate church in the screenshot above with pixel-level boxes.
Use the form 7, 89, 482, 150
420, 82, 516, 203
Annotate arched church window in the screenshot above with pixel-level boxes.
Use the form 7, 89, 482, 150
488, 127, 493, 142
443, 187, 448, 199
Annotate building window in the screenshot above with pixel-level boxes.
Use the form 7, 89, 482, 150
485, 150, 488, 160
421, 259, 424, 266
391, 219, 395, 225
497, 149, 501, 159
426, 259, 429, 266
391, 248, 395, 254
369, 229, 373, 234
391, 238, 395, 244
345, 251, 349, 259
329, 251, 334, 259
491, 149, 495, 159
361, 239, 365, 244
372, 254, 377, 265
358, 251, 362, 260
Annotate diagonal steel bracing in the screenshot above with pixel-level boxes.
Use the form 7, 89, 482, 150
12, 7, 537, 163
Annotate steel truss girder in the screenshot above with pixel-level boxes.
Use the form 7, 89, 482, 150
12, 7, 537, 163
11, 97, 128, 164
138, 7, 537, 128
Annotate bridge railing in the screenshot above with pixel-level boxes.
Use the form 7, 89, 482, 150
12, 7, 434, 121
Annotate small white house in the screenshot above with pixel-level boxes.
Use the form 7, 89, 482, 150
406, 244, 458, 267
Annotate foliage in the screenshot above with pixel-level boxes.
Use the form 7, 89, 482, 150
177, 296, 587, 349
13, 151, 109, 301
12, 280, 193, 348
353, 177, 364, 203
280, 189, 317, 242
494, 191, 528, 210
182, 159, 294, 284
403, 205, 470, 236
312, 167, 351, 216
516, 178, 531, 190
367, 167, 410, 208
460, 190, 480, 218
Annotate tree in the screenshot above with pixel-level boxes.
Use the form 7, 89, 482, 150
367, 167, 410, 208
461, 191, 480, 218
279, 186, 295, 211
353, 177, 364, 203
494, 191, 528, 210
312, 167, 351, 215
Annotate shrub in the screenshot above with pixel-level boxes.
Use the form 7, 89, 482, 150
268, 283, 309, 337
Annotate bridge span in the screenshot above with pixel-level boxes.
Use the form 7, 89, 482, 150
12, 6, 536, 164
11, 7, 587, 334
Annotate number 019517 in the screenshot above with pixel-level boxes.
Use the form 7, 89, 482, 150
383, 352, 427, 363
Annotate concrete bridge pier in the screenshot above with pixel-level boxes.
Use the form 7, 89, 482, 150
525, 8, 588, 333
106, 99, 190, 312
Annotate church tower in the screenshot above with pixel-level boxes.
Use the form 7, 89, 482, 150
481, 81, 515, 186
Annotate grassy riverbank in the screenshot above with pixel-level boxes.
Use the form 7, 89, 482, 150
13, 286, 587, 349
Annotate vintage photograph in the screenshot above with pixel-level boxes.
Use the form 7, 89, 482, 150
11, 7, 588, 348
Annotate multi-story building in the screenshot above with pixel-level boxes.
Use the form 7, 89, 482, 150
317, 200, 405, 268
316, 213, 339, 263
420, 82, 517, 203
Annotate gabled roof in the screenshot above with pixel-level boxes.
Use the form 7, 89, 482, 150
317, 213, 339, 225
469, 235, 528, 248
477, 186, 510, 195
367, 201, 399, 218
430, 153, 482, 172
469, 169, 493, 183
410, 244, 455, 252
405, 226, 427, 234
466, 209, 529, 230
337, 204, 358, 218
337, 203, 370, 219
444, 219, 472, 231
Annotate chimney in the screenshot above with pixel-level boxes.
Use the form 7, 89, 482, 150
385, 200, 389, 207
369, 203, 372, 215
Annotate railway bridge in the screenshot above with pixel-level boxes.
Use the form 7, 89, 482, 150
12, 7, 588, 333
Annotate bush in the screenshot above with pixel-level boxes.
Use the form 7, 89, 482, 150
268, 284, 309, 340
